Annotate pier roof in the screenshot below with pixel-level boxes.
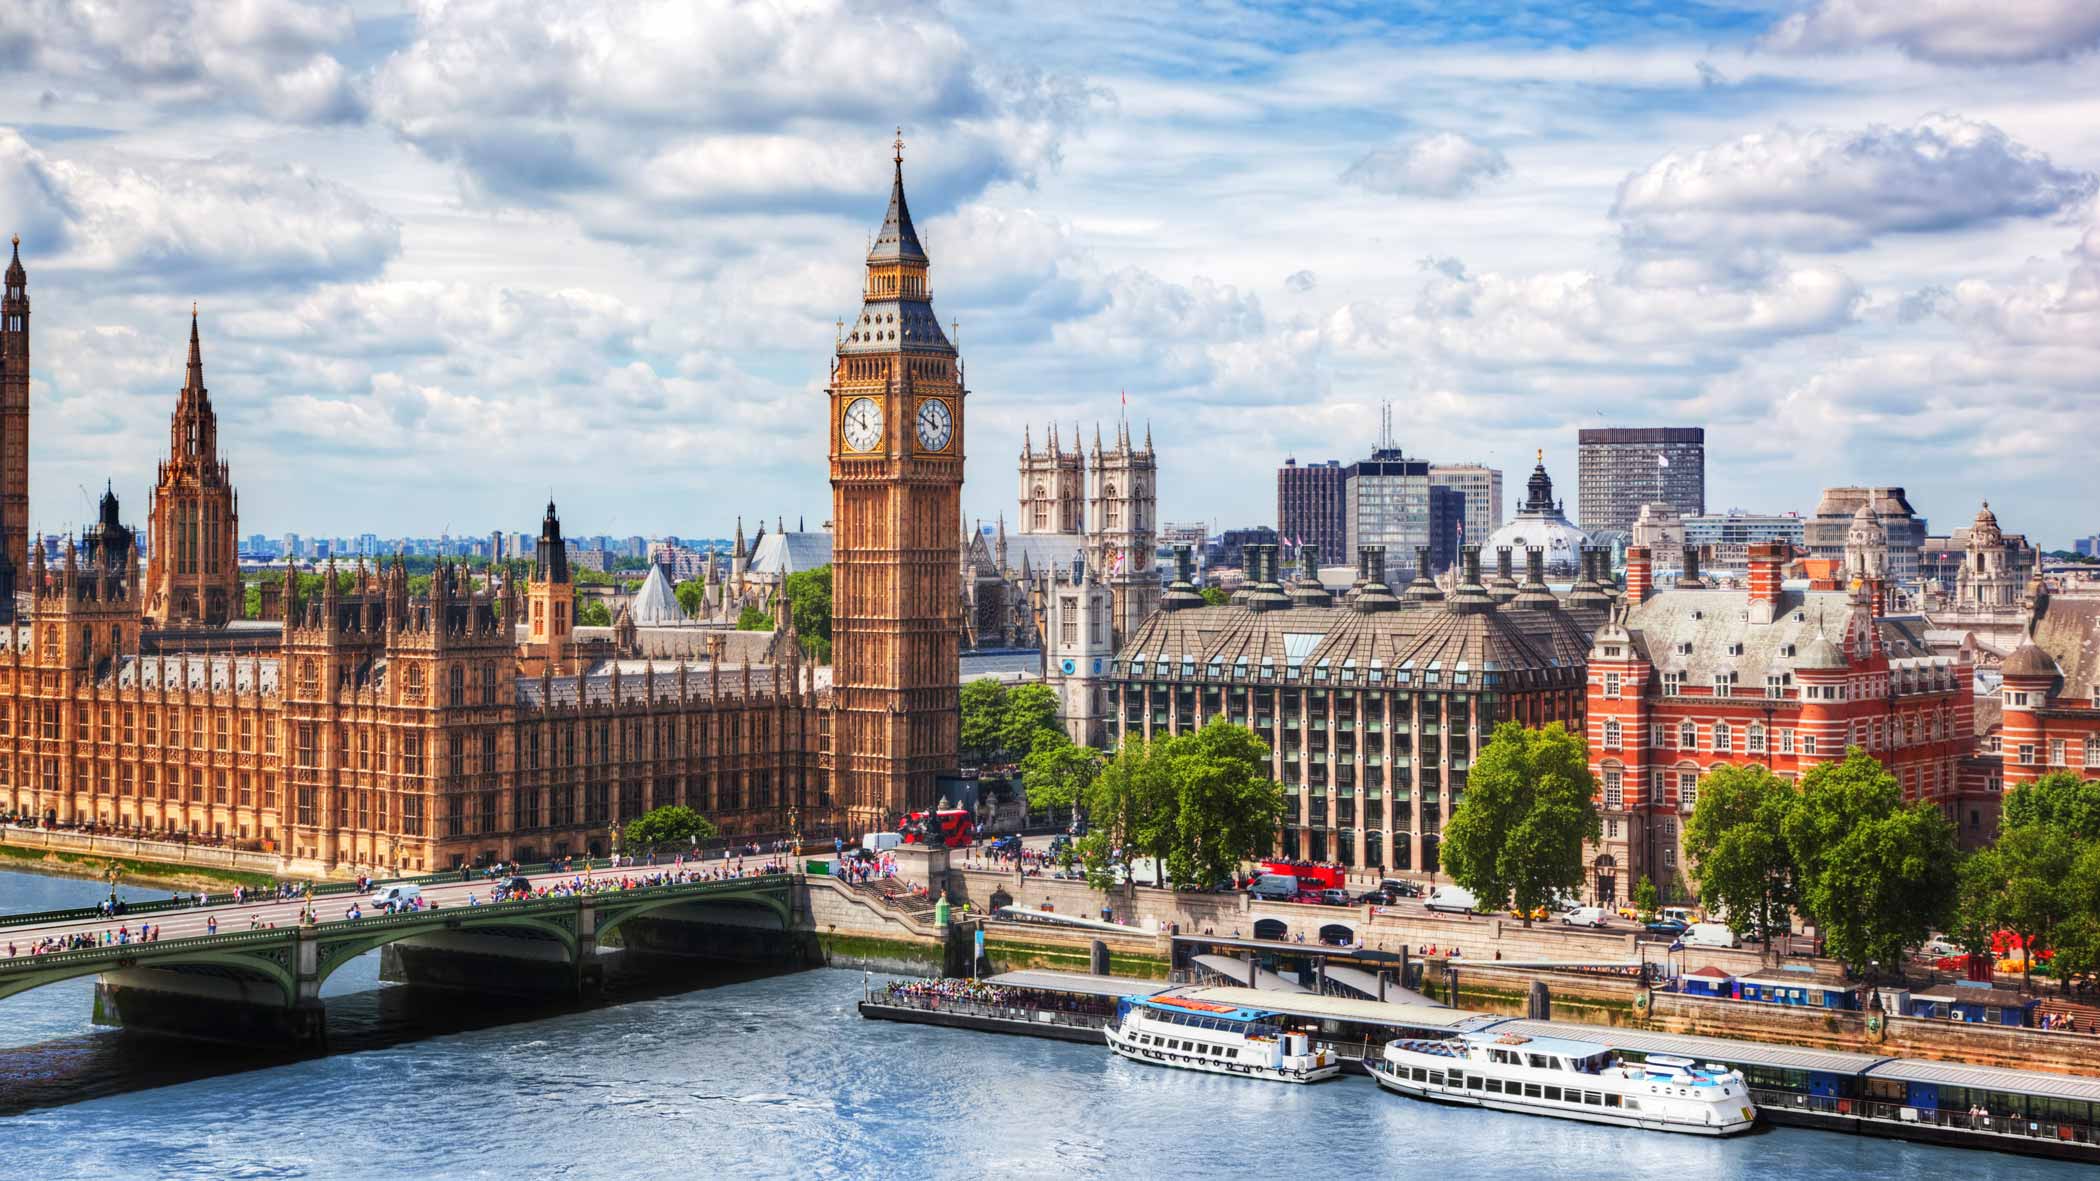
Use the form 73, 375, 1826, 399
1173, 986, 1491, 1032
983, 969, 1171, 999
1484, 1018, 1885, 1075
1865, 1059, 2100, 1104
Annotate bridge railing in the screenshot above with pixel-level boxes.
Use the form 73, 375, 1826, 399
0, 924, 300, 977
0, 857, 654, 932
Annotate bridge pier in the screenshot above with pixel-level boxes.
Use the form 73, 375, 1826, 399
90, 928, 329, 1051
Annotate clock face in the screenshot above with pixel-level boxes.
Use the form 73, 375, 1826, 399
915, 397, 953, 451
841, 396, 883, 451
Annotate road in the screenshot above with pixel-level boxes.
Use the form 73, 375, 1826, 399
0, 863, 705, 953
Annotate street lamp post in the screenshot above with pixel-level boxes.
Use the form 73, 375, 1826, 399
104, 859, 120, 910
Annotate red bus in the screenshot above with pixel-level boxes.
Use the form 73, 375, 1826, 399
1260, 860, 1345, 891
900, 809, 974, 848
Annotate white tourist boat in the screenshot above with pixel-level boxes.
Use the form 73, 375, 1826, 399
1107, 994, 1340, 1083
1366, 1031, 1757, 1136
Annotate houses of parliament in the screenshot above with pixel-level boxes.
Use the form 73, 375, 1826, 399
0, 141, 962, 873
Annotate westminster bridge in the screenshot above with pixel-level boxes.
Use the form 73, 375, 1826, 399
0, 866, 808, 1048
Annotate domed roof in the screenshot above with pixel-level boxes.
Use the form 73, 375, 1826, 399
1795, 633, 1847, 670
1970, 500, 2003, 547
1487, 515, 1590, 571
2003, 638, 2059, 679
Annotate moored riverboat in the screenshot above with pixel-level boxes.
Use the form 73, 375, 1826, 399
1107, 994, 1339, 1083
1367, 1031, 1757, 1136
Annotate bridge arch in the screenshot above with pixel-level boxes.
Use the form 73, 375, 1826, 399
593, 882, 795, 944
0, 940, 300, 1008
310, 910, 582, 989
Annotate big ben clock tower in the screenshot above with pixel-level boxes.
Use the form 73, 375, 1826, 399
829, 133, 965, 833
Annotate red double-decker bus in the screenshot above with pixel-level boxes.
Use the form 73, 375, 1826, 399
900, 809, 974, 848
1259, 860, 1345, 891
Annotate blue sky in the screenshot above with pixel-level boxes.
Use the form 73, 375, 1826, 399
1, 0, 2097, 545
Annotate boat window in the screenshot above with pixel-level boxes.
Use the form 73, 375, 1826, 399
1542, 1086, 1562, 1102
1428, 1071, 1445, 1086
1528, 1054, 1551, 1070
1605, 1094, 1623, 1107
1485, 1078, 1503, 1094
1584, 1091, 1602, 1105
1523, 1084, 1542, 1099
1413, 1068, 1428, 1082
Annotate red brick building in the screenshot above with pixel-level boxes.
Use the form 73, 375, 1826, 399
1998, 595, 2100, 790
1582, 541, 1975, 904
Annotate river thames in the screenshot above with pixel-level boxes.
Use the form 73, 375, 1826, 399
0, 868, 2086, 1180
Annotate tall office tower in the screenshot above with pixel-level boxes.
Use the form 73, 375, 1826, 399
1576, 427, 1705, 533
1429, 463, 1502, 545
1277, 457, 1346, 560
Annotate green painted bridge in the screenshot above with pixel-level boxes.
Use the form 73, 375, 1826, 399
0, 874, 804, 1046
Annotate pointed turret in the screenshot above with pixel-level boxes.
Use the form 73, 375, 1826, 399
867, 129, 928, 265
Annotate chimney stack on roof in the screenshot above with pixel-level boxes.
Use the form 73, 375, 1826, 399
1625, 545, 1653, 603
1748, 541, 1785, 624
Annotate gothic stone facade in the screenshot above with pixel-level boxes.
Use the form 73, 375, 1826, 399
0, 147, 979, 866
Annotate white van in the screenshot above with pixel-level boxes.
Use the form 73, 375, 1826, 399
1684, 921, 1740, 948
861, 831, 902, 853
1249, 873, 1299, 900
1560, 906, 1612, 928
1424, 885, 1480, 914
370, 883, 423, 910
1661, 906, 1699, 925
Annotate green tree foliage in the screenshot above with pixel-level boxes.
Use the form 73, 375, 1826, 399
1076, 721, 1284, 890
674, 579, 706, 617
1199, 585, 1229, 607
578, 599, 613, 628
1785, 750, 1958, 974
1633, 875, 1661, 922
735, 604, 774, 631
1683, 763, 1799, 960
958, 679, 1064, 763
242, 577, 262, 620
959, 679, 1008, 758
1440, 721, 1600, 925
783, 565, 833, 662
1958, 772, 2100, 991
1019, 730, 1103, 813
622, 805, 719, 852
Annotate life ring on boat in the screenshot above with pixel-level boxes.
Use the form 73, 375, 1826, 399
1866, 1011, 1886, 1039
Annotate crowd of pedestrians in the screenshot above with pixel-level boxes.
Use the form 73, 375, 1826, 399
8, 923, 163, 956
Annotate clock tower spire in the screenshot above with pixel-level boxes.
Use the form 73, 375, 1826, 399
828, 133, 966, 833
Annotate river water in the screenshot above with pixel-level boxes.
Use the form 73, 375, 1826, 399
0, 868, 2086, 1180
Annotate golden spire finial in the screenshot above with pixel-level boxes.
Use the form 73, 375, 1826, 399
893, 126, 904, 164
9, 234, 17, 247
1536, 447, 1543, 464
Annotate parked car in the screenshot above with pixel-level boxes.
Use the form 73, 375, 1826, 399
1561, 906, 1612, 928
1380, 879, 1423, 899
1644, 918, 1689, 937
1317, 888, 1351, 907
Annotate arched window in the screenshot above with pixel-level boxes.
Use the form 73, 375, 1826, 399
1713, 721, 1732, 752
1032, 486, 1047, 531
448, 665, 465, 707
1104, 484, 1120, 528
1602, 718, 1621, 749
481, 664, 498, 705
1679, 720, 1697, 750
1747, 723, 1766, 754
300, 659, 318, 694
406, 664, 425, 701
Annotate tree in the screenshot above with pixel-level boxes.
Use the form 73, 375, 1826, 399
959, 679, 1008, 759
1633, 875, 1660, 922
1075, 721, 1283, 891
675, 579, 706, 617
577, 599, 612, 627
1020, 730, 1102, 813
1199, 585, 1229, 607
1683, 764, 1798, 961
1440, 721, 1600, 925
1159, 720, 1286, 890
623, 805, 718, 852
1785, 750, 1958, 975
783, 565, 833, 662
2002, 770, 2100, 837
998, 683, 1063, 760
736, 604, 774, 631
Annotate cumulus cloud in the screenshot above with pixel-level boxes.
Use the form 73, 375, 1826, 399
1763, 0, 2100, 65
0, 0, 364, 123
1613, 115, 2095, 257
1284, 269, 1317, 293
1341, 132, 1509, 198
0, 129, 398, 290
371, 0, 1094, 230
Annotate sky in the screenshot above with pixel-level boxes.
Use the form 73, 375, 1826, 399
2, 0, 2098, 546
